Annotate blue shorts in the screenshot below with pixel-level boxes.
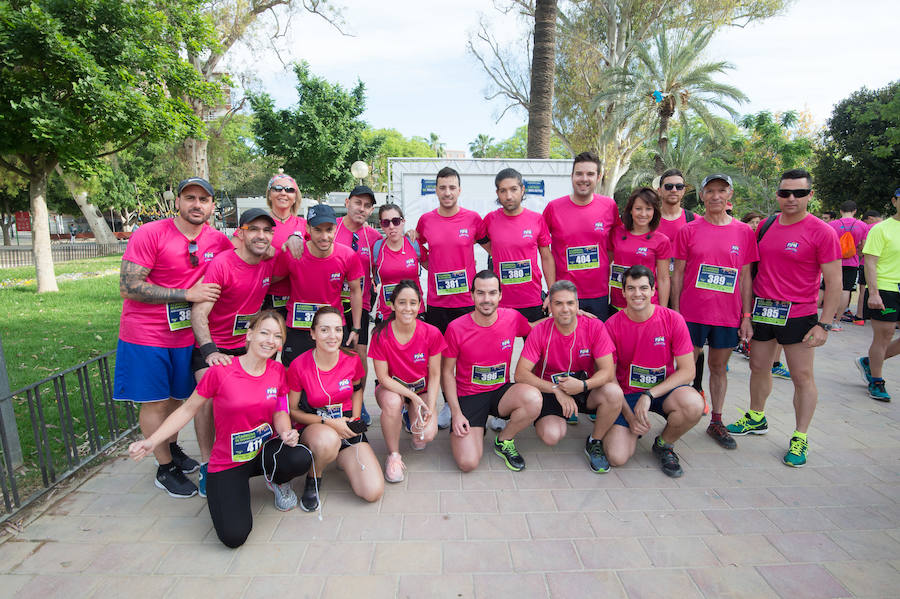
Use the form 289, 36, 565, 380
578, 296, 610, 321
613, 385, 690, 428
686, 321, 739, 349
113, 340, 195, 403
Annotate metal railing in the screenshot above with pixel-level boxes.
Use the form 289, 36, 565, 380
0, 242, 128, 269
0, 350, 137, 520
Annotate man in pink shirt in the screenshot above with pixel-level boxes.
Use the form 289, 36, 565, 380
483, 167, 554, 322
828, 200, 867, 327
543, 151, 621, 320
727, 169, 841, 467
656, 168, 696, 257
443, 271, 541, 472
114, 177, 233, 498
672, 174, 758, 451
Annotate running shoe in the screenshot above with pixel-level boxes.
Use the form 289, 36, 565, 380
868, 380, 891, 402
360, 402, 372, 426
839, 311, 856, 323
198, 462, 208, 498
437, 403, 452, 430
831, 322, 844, 332
706, 421, 737, 449
411, 436, 427, 451
584, 437, 609, 473
852, 319, 865, 326
726, 412, 768, 435
588, 413, 596, 422
566, 413, 579, 425
488, 415, 507, 432
384, 452, 406, 483
169, 442, 200, 474
266, 479, 298, 511
300, 476, 320, 512
493, 436, 525, 471
652, 437, 683, 478
783, 435, 808, 467
855, 356, 873, 384
771, 362, 791, 380
155, 463, 198, 498
700, 389, 709, 416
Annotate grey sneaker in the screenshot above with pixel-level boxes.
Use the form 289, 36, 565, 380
266, 479, 298, 511
584, 437, 609, 473
437, 403, 452, 429
488, 415, 507, 432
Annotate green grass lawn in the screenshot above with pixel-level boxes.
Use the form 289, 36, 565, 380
0, 255, 123, 285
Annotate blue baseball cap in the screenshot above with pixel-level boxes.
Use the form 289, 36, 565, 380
307, 203, 337, 227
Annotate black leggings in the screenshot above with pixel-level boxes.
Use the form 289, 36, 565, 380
206, 438, 313, 548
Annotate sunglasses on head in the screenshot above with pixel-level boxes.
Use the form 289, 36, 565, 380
380, 217, 404, 228
663, 183, 685, 191
776, 189, 811, 198
187, 241, 199, 268
270, 185, 296, 193
240, 225, 274, 234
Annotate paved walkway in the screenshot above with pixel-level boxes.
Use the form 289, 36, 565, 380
1, 324, 898, 598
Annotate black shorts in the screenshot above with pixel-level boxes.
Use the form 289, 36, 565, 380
864, 289, 900, 323
514, 305, 546, 323
426, 305, 475, 334
537, 390, 594, 421
751, 313, 818, 346
190, 346, 246, 374
857, 264, 866, 286
686, 321, 739, 349
457, 382, 513, 429
282, 327, 314, 366
613, 385, 691, 427
342, 306, 371, 346
578, 296, 610, 321
841, 266, 858, 291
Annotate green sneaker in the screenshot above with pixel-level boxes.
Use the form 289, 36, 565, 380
584, 437, 609, 473
783, 435, 808, 468
726, 412, 768, 436
566, 413, 579, 425
493, 436, 525, 471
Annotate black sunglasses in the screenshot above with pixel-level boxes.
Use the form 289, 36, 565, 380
663, 183, 685, 191
776, 189, 811, 198
380, 217, 404, 228
270, 185, 296, 193
187, 241, 199, 268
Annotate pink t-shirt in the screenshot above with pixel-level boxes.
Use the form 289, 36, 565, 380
287, 350, 364, 415
268, 214, 306, 301
605, 306, 694, 395
200, 250, 278, 349
280, 243, 364, 329
373, 238, 423, 320
119, 219, 233, 348
416, 208, 486, 308
444, 308, 532, 397
520, 315, 614, 382
483, 208, 551, 309
368, 320, 446, 394
674, 218, 759, 327
656, 209, 691, 245
828, 216, 867, 267
754, 214, 840, 318
543, 194, 621, 299
609, 227, 672, 308
195, 358, 288, 473
335, 218, 381, 311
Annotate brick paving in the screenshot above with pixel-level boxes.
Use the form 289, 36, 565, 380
1, 323, 898, 598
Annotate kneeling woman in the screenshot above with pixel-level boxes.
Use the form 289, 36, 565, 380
288, 307, 384, 511
128, 311, 312, 548
368, 281, 445, 482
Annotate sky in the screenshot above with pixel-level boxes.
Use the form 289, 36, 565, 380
226, 0, 899, 156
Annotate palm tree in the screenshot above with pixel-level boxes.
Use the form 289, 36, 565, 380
526, 0, 557, 158
468, 134, 495, 158
428, 132, 445, 158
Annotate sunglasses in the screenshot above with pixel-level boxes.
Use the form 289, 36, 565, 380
776, 189, 811, 198
351, 232, 359, 252
380, 217, 404, 228
188, 241, 199, 268
663, 183, 685, 191
270, 185, 296, 193
240, 225, 274, 234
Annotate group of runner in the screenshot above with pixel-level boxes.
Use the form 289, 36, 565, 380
119, 156, 899, 548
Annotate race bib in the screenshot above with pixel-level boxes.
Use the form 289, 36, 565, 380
232, 312, 258, 337
316, 403, 344, 420
566, 245, 600, 271
382, 283, 398, 306
471, 363, 506, 386
629, 364, 666, 390
435, 270, 468, 296
230, 423, 273, 463
392, 375, 426, 394
291, 302, 326, 329
166, 302, 192, 331
341, 280, 350, 298
609, 263, 627, 289
695, 264, 738, 293
270, 295, 289, 308
550, 372, 574, 385
499, 260, 532, 285
752, 298, 791, 326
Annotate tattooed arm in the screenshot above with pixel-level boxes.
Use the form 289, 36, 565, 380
119, 259, 221, 304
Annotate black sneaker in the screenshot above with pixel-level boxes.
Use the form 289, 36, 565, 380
706, 421, 737, 450
652, 437, 683, 478
493, 436, 526, 471
300, 476, 320, 512
169, 442, 200, 474
155, 463, 198, 498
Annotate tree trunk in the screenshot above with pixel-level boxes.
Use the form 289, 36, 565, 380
655, 113, 670, 175
30, 168, 59, 293
56, 167, 118, 244
526, 0, 557, 159
181, 136, 209, 180
1, 214, 12, 245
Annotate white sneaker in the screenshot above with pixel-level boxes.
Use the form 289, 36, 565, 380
488, 416, 507, 432
266, 479, 298, 511
437, 403, 452, 429
384, 452, 406, 483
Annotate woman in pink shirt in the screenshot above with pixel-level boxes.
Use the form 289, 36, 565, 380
373, 204, 423, 321
369, 281, 446, 482
264, 173, 307, 313
128, 311, 312, 548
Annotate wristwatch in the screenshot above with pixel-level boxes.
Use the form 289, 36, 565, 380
815, 321, 833, 331
641, 390, 654, 400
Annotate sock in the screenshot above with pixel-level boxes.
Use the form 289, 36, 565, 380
710, 412, 722, 424
748, 409, 765, 421
656, 436, 670, 448
772, 361, 782, 368
872, 377, 884, 383
588, 435, 598, 444
157, 461, 174, 472
792, 430, 807, 442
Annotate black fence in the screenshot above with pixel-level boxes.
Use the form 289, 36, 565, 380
0, 242, 128, 269
0, 350, 137, 520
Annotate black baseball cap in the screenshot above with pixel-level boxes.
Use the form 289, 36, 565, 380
239, 208, 276, 228
177, 177, 214, 196
700, 174, 733, 189
349, 185, 376, 203
307, 203, 337, 227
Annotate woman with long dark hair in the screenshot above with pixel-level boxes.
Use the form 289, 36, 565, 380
372, 203, 423, 321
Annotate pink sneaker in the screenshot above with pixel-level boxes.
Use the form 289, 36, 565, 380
384, 452, 406, 483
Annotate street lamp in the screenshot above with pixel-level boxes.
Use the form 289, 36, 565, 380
350, 161, 369, 182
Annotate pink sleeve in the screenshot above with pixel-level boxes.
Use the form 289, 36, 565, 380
656, 234, 672, 260
519, 325, 544, 364
275, 368, 289, 413
475, 213, 487, 241
195, 364, 221, 398
287, 360, 303, 393
819, 223, 841, 264
743, 226, 760, 265
537, 217, 551, 247
203, 257, 227, 286
591, 321, 615, 358
429, 326, 447, 356
515, 311, 532, 338
367, 332, 385, 361
122, 226, 158, 270
416, 216, 427, 247
670, 312, 694, 356
444, 325, 460, 359
353, 354, 365, 381
673, 226, 689, 260
347, 251, 365, 281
